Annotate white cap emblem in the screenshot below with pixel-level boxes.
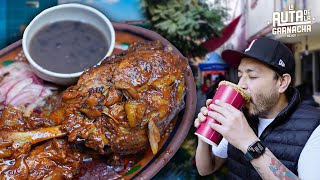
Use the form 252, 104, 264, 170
278, 59, 285, 67
245, 39, 257, 52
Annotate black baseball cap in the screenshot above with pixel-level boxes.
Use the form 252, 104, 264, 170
221, 37, 295, 77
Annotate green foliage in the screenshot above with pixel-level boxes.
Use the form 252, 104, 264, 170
141, 0, 227, 57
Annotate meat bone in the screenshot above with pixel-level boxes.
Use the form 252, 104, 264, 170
0, 125, 66, 149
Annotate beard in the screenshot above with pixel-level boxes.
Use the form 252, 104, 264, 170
244, 86, 279, 118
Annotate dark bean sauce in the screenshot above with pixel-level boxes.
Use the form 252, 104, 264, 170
29, 21, 109, 73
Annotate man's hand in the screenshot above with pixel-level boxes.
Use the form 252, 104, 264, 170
194, 99, 212, 128
194, 99, 226, 176
207, 100, 258, 153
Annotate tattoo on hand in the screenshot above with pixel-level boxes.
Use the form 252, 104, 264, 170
269, 157, 300, 180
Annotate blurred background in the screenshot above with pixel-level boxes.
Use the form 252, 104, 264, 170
1, 0, 320, 179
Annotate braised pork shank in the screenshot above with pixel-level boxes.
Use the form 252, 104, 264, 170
0, 40, 188, 179
52, 40, 188, 155
0, 106, 81, 180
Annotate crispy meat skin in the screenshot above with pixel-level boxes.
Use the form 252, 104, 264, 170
58, 41, 188, 155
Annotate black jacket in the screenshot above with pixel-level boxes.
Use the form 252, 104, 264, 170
227, 87, 320, 179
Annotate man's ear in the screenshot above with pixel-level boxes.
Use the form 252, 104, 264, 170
279, 73, 291, 93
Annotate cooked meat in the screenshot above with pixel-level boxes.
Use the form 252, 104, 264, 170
0, 40, 188, 179
0, 139, 81, 180
0, 125, 66, 159
0, 95, 60, 132
0, 105, 53, 132
0, 108, 78, 180
56, 40, 188, 155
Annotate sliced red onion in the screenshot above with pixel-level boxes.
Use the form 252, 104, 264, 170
6, 78, 33, 104
0, 62, 57, 112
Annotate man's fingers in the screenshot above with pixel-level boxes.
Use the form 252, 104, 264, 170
200, 107, 208, 116
197, 112, 206, 122
194, 118, 200, 128
208, 103, 231, 118
215, 100, 237, 113
208, 111, 226, 124
209, 121, 224, 135
206, 99, 212, 106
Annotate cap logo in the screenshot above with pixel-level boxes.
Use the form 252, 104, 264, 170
278, 59, 285, 67
245, 39, 256, 52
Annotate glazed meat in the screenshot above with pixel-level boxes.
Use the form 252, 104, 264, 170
0, 139, 81, 180
0, 103, 58, 132
52, 41, 188, 155
25, 139, 81, 180
0, 106, 79, 179
0, 40, 188, 179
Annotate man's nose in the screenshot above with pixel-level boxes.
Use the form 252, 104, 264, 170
237, 77, 247, 90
